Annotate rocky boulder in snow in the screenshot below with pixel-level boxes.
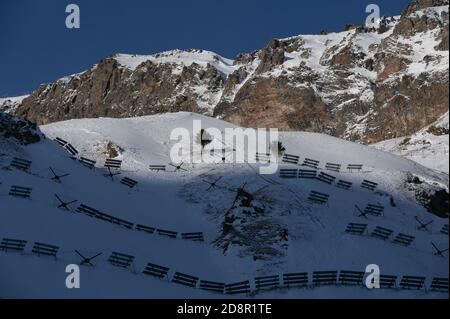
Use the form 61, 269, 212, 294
0, 112, 42, 145
404, 172, 449, 218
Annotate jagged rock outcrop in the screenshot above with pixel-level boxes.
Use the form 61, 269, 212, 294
16, 52, 225, 124
403, 0, 449, 15
0, 112, 42, 145
214, 185, 289, 260
404, 172, 449, 218
9, 0, 449, 144
255, 39, 286, 74
216, 77, 331, 132
0, 95, 28, 114
216, 0, 449, 142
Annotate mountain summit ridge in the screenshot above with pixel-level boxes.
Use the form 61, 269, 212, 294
5, 0, 449, 144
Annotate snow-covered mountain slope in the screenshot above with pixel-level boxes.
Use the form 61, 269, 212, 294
0, 95, 29, 113
115, 49, 237, 75
1, 112, 448, 298
373, 112, 449, 174
11, 0, 449, 144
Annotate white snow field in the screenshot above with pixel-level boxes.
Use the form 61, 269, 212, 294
0, 112, 448, 298
374, 112, 449, 174
114, 50, 236, 76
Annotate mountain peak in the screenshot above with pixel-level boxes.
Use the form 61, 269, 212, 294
403, 0, 449, 15
7, 1, 450, 145
112, 49, 236, 75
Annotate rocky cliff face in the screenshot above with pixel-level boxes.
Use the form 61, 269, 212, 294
14, 50, 228, 125
0, 112, 42, 145
10, 0, 449, 143
214, 185, 289, 261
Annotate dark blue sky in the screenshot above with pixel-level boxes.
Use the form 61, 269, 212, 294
0, 0, 411, 98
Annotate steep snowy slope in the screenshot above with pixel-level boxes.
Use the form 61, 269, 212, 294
114, 49, 236, 75
374, 112, 449, 174
0, 113, 448, 298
